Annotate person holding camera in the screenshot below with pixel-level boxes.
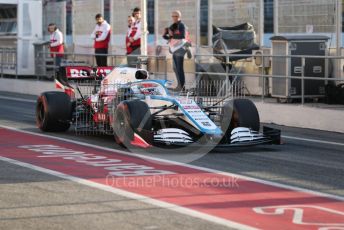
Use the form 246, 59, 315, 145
163, 10, 191, 91
91, 14, 111, 66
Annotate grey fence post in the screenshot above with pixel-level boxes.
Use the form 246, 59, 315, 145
155, 56, 158, 78
1, 49, 3, 78
301, 57, 305, 105
15, 49, 18, 79
261, 53, 265, 102
53, 55, 57, 80
164, 56, 167, 81
72, 51, 75, 65
226, 55, 230, 95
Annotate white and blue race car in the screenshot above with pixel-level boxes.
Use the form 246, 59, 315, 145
35, 66, 280, 149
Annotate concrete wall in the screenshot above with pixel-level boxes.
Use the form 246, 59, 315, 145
0, 78, 60, 95
277, 0, 336, 33
0, 38, 16, 48
257, 101, 344, 133
111, 0, 141, 54
212, 0, 260, 26
73, 0, 103, 47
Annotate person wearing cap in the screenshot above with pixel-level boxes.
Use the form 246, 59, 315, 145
91, 13, 111, 66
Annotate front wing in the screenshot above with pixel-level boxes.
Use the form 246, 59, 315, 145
143, 126, 281, 149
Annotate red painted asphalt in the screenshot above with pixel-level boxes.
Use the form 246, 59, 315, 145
0, 128, 343, 229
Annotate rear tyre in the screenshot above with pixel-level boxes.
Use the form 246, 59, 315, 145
113, 100, 152, 146
36, 91, 72, 132
221, 99, 260, 136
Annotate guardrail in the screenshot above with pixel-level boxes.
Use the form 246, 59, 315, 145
1, 47, 344, 105
35, 51, 168, 80
194, 53, 344, 105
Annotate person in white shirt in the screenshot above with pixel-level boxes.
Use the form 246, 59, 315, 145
91, 14, 111, 66
126, 16, 135, 55
130, 7, 142, 47
126, 7, 141, 67
48, 23, 64, 69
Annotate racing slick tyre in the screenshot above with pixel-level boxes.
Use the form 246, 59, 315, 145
221, 99, 260, 136
36, 91, 72, 132
113, 100, 152, 147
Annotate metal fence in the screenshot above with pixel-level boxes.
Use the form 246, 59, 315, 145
1, 47, 344, 105
193, 53, 344, 105
36, 51, 168, 81
0, 47, 17, 77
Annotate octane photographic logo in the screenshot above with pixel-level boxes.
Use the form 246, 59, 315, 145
114, 43, 236, 165
106, 174, 240, 189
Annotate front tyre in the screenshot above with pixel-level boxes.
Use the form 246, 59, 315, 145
113, 100, 152, 147
221, 99, 260, 136
36, 91, 72, 132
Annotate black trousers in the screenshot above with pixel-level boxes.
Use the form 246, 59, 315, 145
172, 48, 186, 89
127, 47, 141, 67
95, 48, 108, 66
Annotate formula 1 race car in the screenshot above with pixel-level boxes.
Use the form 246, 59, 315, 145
35, 66, 280, 149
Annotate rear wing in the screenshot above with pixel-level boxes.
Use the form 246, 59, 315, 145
61, 66, 114, 80
55, 66, 114, 97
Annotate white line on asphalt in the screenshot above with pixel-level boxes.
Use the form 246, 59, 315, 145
0, 156, 256, 230
0, 95, 36, 103
1, 124, 344, 203
283, 135, 344, 147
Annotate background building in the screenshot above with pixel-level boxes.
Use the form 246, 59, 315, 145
0, 0, 42, 75
0, 0, 343, 79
